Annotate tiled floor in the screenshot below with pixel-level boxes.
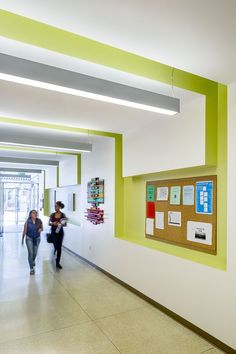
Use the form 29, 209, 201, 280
0, 232, 225, 353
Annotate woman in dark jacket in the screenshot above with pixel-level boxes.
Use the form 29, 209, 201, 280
22, 210, 43, 275
49, 201, 67, 269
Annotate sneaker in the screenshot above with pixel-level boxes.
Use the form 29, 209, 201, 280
30, 268, 35, 275
56, 264, 63, 269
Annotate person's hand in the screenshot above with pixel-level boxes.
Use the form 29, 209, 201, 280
38, 228, 42, 233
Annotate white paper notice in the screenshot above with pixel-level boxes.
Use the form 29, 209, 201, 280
187, 221, 212, 245
157, 187, 168, 201
146, 218, 154, 235
168, 211, 181, 227
183, 185, 194, 205
155, 212, 164, 229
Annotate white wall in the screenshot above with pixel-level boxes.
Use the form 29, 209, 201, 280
49, 184, 81, 224
60, 96, 236, 350
63, 135, 115, 256
59, 155, 77, 187
123, 96, 205, 176
44, 166, 57, 188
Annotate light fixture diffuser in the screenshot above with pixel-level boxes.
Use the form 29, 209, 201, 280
0, 53, 180, 115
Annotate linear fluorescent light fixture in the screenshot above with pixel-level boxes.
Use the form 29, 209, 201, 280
0, 142, 91, 153
0, 54, 180, 115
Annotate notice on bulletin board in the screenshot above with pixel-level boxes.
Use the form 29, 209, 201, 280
196, 181, 213, 214
157, 187, 168, 201
170, 186, 181, 205
168, 211, 181, 227
146, 218, 154, 235
183, 185, 194, 205
147, 185, 155, 201
187, 221, 212, 245
155, 211, 164, 230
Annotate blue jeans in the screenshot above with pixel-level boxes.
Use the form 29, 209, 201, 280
26, 236, 41, 269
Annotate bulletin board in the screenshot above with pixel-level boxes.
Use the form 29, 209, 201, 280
145, 175, 217, 254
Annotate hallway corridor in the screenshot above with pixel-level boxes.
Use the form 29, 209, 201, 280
0, 233, 223, 354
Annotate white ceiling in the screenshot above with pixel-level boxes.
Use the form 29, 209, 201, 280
1, 0, 236, 84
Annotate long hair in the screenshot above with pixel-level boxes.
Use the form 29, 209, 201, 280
28, 210, 42, 229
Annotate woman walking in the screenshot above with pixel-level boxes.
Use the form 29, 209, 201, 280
49, 201, 67, 269
22, 210, 43, 275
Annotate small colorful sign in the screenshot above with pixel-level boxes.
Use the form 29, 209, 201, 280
147, 185, 155, 201
196, 181, 213, 214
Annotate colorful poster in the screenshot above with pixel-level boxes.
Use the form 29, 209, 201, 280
187, 221, 212, 245
146, 218, 154, 235
147, 185, 155, 201
170, 186, 181, 205
196, 181, 213, 214
157, 187, 168, 201
168, 211, 181, 227
155, 211, 164, 229
146, 202, 155, 218
183, 185, 194, 205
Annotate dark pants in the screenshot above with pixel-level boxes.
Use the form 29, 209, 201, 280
52, 229, 64, 265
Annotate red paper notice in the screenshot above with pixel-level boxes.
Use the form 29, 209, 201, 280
146, 202, 155, 218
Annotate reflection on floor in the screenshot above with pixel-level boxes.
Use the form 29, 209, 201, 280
0, 232, 225, 353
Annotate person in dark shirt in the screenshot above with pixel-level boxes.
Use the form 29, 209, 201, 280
49, 201, 67, 269
22, 210, 43, 275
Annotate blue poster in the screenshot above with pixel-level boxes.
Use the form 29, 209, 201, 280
196, 181, 213, 214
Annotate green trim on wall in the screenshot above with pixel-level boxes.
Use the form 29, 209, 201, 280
56, 166, 59, 187
77, 154, 81, 185
114, 134, 124, 237
0, 10, 227, 270
44, 188, 50, 217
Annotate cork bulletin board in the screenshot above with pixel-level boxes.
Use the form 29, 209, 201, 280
146, 175, 217, 254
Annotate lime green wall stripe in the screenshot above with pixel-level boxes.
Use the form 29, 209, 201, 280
216, 84, 227, 268
115, 134, 124, 237
77, 154, 81, 184
44, 188, 50, 216
56, 166, 59, 187
0, 10, 227, 270
0, 116, 117, 137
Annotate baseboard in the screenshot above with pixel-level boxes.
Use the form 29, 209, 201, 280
63, 246, 235, 354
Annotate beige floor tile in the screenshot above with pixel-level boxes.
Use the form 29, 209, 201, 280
0, 292, 91, 344
0, 272, 65, 301
95, 305, 213, 354
202, 348, 227, 354
70, 281, 147, 320
0, 322, 120, 354
55, 265, 115, 291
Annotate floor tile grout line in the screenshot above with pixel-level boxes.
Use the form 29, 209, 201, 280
0, 321, 92, 347
92, 320, 122, 354
51, 251, 134, 354
199, 347, 215, 353
49, 270, 123, 353
93, 304, 149, 322
52, 271, 95, 321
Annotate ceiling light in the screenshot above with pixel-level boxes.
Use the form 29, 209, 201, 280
0, 54, 180, 115
0, 141, 91, 153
